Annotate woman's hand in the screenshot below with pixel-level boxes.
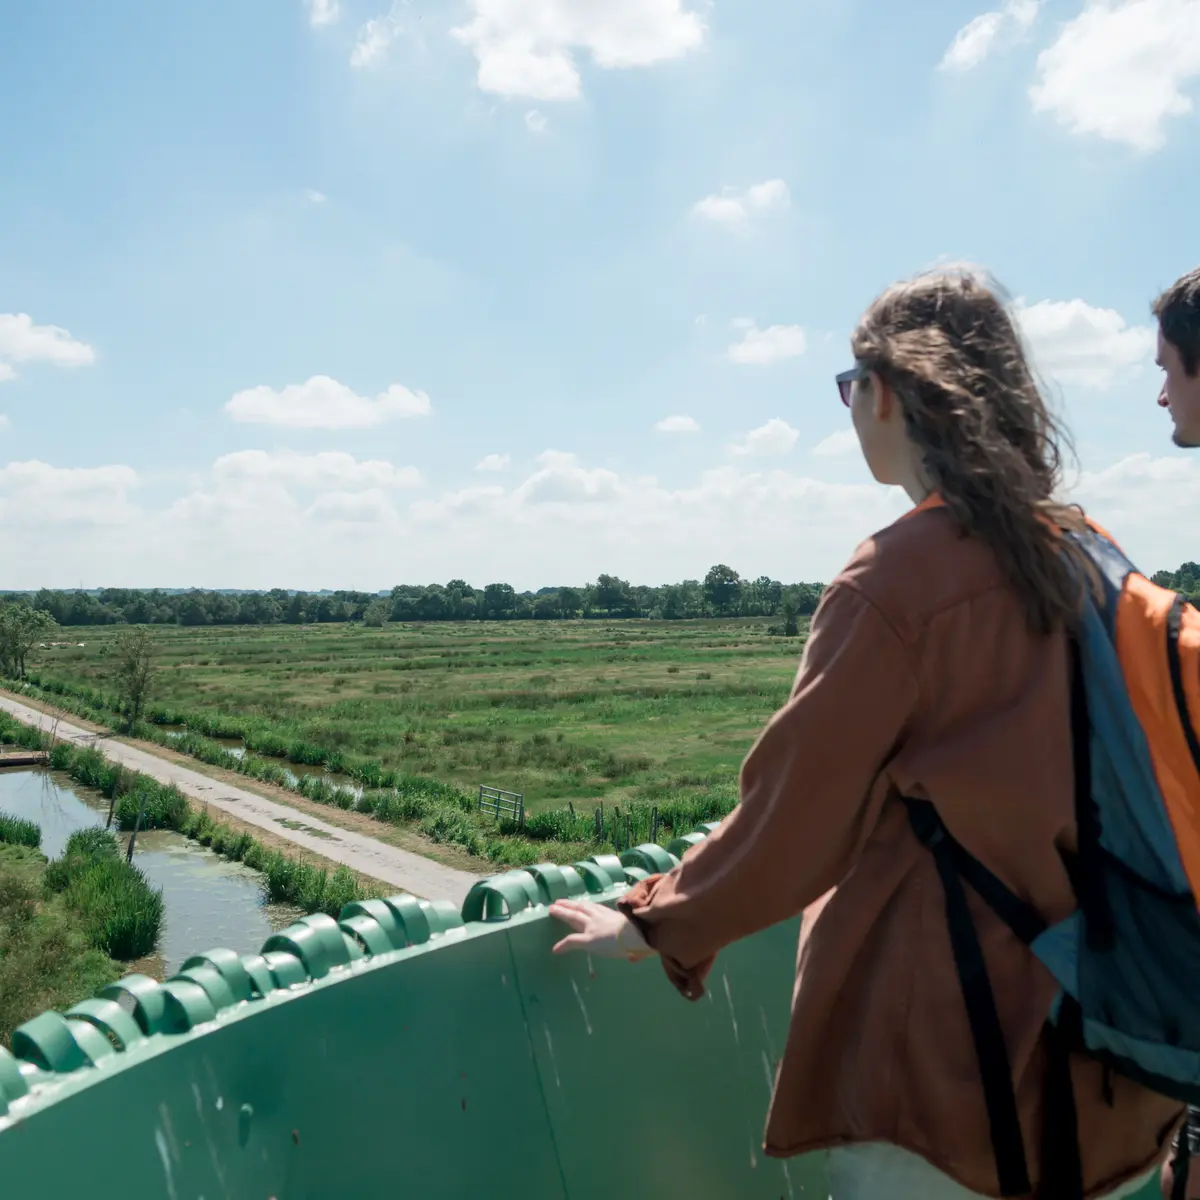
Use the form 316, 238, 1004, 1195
549, 899, 655, 961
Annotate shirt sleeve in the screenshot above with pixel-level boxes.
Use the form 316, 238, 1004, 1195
617, 579, 919, 999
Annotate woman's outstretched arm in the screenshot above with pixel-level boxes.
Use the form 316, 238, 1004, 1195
550, 578, 919, 996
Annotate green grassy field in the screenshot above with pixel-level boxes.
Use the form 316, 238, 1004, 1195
23, 619, 807, 817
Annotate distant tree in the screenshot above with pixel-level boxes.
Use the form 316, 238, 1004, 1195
481, 583, 516, 620
593, 574, 633, 615
533, 595, 560, 620
113, 627, 156, 726
782, 600, 799, 638
362, 599, 389, 628
557, 587, 582, 618
0, 604, 56, 678
703, 564, 742, 615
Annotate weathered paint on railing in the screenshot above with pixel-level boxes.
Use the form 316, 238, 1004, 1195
0, 827, 1163, 1199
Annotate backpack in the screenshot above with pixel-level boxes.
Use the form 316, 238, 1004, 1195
903, 521, 1200, 1199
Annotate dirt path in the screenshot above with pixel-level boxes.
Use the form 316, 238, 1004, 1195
0, 694, 481, 906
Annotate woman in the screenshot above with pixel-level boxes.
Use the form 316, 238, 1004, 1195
549, 267, 1184, 1199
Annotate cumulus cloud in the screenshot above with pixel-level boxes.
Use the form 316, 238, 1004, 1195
0, 461, 138, 526
524, 109, 548, 133
475, 453, 511, 471
213, 450, 423, 491
1, 449, 1196, 591
0, 313, 95, 379
654, 414, 699, 433
811, 429, 860, 458
729, 418, 800, 457
1014, 297, 1155, 388
306, 490, 396, 523
727, 323, 807, 365
306, 0, 340, 27
351, 7, 402, 68
451, 0, 705, 101
690, 180, 790, 232
938, 0, 1040, 72
225, 375, 432, 429
1068, 452, 1200, 568
1030, 0, 1200, 151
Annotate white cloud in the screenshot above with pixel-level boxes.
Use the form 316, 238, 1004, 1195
475, 453, 511, 471
1014, 297, 1155, 388
351, 7, 402, 68
729, 418, 800, 457
655, 414, 699, 433
1030, 0, 1200, 151
727, 323, 807, 365
524, 109, 548, 133
939, 0, 1041, 71
306, 490, 396, 523
306, 0, 340, 27
2, 450, 1196, 590
691, 179, 790, 231
940, 12, 1006, 71
303, 188, 327, 204
0, 313, 95, 373
0, 461, 138, 526
0, 365, 14, 383
451, 0, 706, 101
811, 429, 860, 458
225, 375, 432, 429
1068, 452, 1200, 569
213, 450, 422, 491
0, 414, 9, 431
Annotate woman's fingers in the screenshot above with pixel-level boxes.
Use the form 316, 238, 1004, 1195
548, 901, 591, 931
551, 933, 590, 955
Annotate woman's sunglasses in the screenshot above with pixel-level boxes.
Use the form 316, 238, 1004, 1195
836, 363, 869, 407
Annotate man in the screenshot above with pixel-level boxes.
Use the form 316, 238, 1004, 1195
1155, 265, 1200, 448
1158, 263, 1200, 1200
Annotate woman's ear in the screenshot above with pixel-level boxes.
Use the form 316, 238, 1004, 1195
868, 372, 895, 422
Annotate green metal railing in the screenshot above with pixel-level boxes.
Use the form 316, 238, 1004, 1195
0, 826, 1163, 1199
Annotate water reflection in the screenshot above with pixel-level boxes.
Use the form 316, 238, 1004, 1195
0, 767, 302, 975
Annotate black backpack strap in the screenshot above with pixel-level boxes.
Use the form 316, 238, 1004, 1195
904, 796, 1084, 1200
1171, 1107, 1198, 1200
1069, 637, 1115, 951
904, 797, 1038, 1196
1167, 596, 1200, 777
1041, 995, 1084, 1200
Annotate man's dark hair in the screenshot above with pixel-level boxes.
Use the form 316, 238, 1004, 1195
1153, 265, 1200, 377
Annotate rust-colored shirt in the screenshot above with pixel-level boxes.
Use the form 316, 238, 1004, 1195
618, 502, 1183, 1198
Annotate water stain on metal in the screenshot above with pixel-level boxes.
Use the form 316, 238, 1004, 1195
570, 978, 592, 1035
723, 974, 739, 1044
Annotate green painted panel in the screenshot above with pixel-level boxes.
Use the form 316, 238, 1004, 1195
0, 837, 1168, 1199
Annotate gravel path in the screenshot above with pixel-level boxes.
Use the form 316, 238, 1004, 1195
0, 694, 480, 906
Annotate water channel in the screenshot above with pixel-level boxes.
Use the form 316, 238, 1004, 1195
0, 766, 302, 977
160, 728, 362, 794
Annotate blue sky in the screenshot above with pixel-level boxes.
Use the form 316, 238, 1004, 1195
0, 0, 1197, 591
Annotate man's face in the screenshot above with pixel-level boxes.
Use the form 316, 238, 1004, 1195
1157, 326, 1200, 448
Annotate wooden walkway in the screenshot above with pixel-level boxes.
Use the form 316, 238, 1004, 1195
0, 750, 48, 768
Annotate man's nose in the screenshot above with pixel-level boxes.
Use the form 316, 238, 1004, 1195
1159, 383, 1170, 408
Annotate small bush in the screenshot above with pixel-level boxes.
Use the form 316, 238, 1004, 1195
0, 812, 41, 849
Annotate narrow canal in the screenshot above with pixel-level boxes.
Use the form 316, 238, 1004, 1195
0, 766, 302, 976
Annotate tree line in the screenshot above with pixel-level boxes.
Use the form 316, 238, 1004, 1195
2, 566, 825, 629
1151, 562, 1200, 605
3, 560, 1194, 632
